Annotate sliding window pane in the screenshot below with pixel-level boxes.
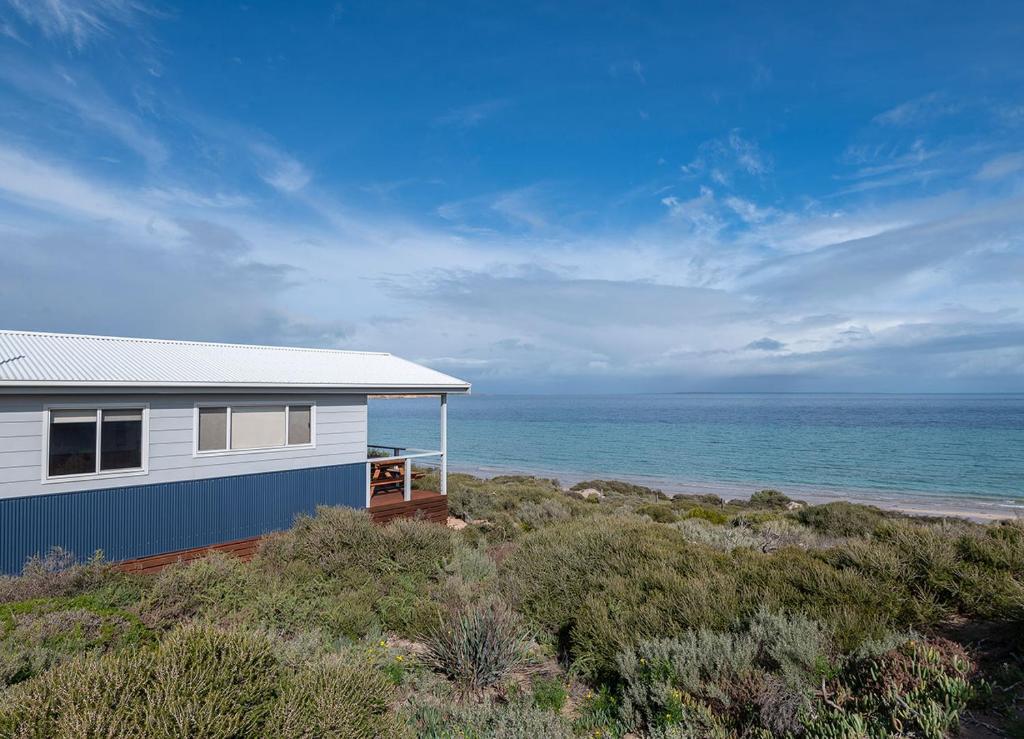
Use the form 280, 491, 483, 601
100, 409, 143, 471
198, 407, 228, 451
288, 405, 311, 445
49, 410, 97, 477
230, 406, 286, 450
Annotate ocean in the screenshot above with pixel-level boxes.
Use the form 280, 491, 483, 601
368, 394, 1024, 515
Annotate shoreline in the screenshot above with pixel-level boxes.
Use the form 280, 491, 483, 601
448, 462, 1023, 522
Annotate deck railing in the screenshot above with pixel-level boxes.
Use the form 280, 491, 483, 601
366, 444, 444, 506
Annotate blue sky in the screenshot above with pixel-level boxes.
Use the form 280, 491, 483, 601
1, 1, 1022, 392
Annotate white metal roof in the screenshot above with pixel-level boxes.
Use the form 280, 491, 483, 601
0, 330, 471, 393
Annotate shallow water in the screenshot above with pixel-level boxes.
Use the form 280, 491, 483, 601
368, 394, 1024, 510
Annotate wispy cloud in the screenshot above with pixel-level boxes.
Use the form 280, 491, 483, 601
434, 99, 510, 128
5, 0, 154, 49
974, 151, 1024, 181
872, 92, 960, 127
681, 130, 771, 186
0, 55, 167, 165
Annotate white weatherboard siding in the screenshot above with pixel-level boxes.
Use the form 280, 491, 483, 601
0, 393, 367, 499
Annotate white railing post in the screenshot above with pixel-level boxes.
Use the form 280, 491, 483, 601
440, 393, 448, 496
404, 458, 412, 502
365, 461, 372, 508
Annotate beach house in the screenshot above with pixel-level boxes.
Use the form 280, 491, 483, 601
0, 330, 470, 574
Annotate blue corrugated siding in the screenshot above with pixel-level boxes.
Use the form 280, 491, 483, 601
0, 462, 366, 575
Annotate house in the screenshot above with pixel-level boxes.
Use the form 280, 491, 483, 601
0, 330, 470, 575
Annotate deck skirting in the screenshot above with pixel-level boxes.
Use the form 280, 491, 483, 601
370, 491, 448, 524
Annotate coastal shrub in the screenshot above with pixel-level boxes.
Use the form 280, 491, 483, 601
638, 503, 680, 523
502, 516, 900, 676
0, 549, 115, 605
749, 489, 794, 510
259, 505, 452, 582
143, 622, 280, 736
266, 655, 402, 738
139, 550, 251, 625
682, 506, 729, 525
531, 675, 568, 712
570, 479, 668, 499
617, 610, 829, 734
407, 695, 575, 739
826, 519, 1024, 624
805, 638, 978, 738
443, 543, 498, 588
672, 518, 767, 551
797, 501, 891, 537
517, 498, 572, 530
0, 649, 152, 737
447, 474, 569, 523
0, 599, 150, 686
0, 622, 281, 736
423, 598, 531, 691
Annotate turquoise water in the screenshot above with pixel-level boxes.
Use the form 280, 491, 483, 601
368, 394, 1024, 508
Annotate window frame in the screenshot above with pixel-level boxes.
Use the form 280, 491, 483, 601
192, 400, 316, 457
41, 402, 150, 484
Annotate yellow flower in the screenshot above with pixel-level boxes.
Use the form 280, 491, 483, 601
379, 640, 387, 647
395, 655, 404, 662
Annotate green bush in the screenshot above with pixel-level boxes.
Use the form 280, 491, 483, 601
637, 503, 679, 523
797, 501, 891, 537
805, 638, 978, 738
617, 610, 829, 735
683, 506, 729, 525
0, 649, 152, 738
749, 489, 794, 509
266, 654, 403, 738
0, 549, 117, 605
407, 695, 575, 738
517, 498, 572, 530
423, 598, 531, 691
532, 675, 568, 712
0, 597, 151, 686
144, 622, 281, 736
570, 479, 668, 499
501, 516, 900, 677
0, 622, 281, 736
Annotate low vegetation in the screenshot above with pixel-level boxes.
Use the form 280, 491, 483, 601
0, 472, 1021, 737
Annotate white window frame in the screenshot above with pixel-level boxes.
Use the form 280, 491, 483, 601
41, 402, 150, 484
192, 400, 317, 457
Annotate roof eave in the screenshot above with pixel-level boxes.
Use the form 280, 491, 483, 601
0, 381, 472, 395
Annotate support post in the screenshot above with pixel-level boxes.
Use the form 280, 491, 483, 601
403, 458, 412, 502
440, 393, 448, 496
365, 461, 372, 508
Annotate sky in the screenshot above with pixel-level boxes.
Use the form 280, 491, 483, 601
0, 1, 1022, 393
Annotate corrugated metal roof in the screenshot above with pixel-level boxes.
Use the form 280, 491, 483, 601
0, 330, 471, 392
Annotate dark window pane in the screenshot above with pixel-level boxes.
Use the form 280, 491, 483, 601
49, 410, 97, 476
288, 406, 311, 445
100, 409, 143, 471
198, 407, 228, 451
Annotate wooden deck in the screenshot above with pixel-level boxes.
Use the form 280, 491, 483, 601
369, 489, 448, 524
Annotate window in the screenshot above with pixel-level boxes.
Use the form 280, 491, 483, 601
47, 407, 145, 479
197, 407, 227, 452
196, 403, 313, 453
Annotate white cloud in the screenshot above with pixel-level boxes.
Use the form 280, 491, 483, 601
974, 152, 1024, 181
872, 92, 960, 127
5, 0, 153, 49
0, 57, 167, 165
251, 143, 312, 193
434, 99, 510, 128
